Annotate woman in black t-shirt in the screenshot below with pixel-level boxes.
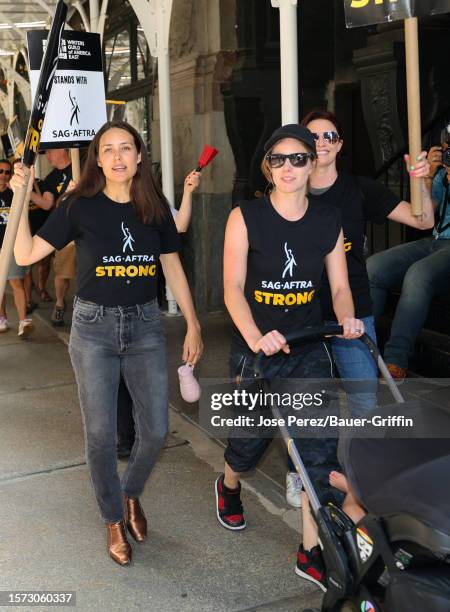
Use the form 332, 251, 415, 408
214, 124, 364, 588
12, 121, 203, 567
301, 110, 433, 406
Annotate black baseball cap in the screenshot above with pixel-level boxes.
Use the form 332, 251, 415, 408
264, 124, 317, 155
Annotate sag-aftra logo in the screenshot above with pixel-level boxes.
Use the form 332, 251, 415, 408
351, 0, 397, 7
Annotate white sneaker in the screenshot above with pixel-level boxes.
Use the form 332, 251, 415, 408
18, 319, 34, 338
0, 317, 9, 333
286, 471, 302, 508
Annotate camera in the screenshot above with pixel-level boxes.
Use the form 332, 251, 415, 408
442, 124, 450, 167
443, 147, 450, 168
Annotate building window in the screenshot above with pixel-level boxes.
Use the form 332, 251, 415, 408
105, 28, 132, 91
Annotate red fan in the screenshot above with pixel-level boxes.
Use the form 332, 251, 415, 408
196, 145, 219, 171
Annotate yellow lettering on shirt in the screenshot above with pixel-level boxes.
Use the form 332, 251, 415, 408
273, 294, 284, 306
95, 265, 157, 278
253, 290, 315, 306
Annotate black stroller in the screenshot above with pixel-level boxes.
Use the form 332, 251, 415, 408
256, 326, 450, 612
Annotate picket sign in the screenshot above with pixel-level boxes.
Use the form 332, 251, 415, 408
0, 0, 67, 306
28, 30, 107, 150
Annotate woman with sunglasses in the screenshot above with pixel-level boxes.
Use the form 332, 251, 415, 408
302, 109, 433, 392
214, 124, 363, 588
12, 121, 203, 566
280, 109, 433, 507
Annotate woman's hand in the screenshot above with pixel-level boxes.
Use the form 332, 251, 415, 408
404, 150, 430, 179
67, 179, 77, 191
340, 317, 365, 340
182, 324, 203, 365
10, 162, 34, 193
251, 330, 289, 356
183, 170, 201, 194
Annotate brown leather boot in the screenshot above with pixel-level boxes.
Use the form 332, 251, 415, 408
124, 496, 147, 542
107, 520, 132, 565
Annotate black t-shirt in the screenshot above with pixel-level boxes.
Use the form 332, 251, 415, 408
308, 173, 401, 319
40, 164, 73, 202
0, 187, 13, 245
238, 196, 341, 342
30, 165, 73, 235
29, 179, 50, 235
37, 192, 181, 306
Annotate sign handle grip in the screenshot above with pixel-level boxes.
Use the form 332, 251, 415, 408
0, 167, 32, 304
71, 148, 81, 182
405, 17, 423, 217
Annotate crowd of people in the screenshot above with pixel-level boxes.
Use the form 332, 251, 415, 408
3, 112, 448, 587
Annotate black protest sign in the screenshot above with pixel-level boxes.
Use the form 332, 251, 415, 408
28, 30, 106, 149
344, 0, 450, 28
23, 0, 67, 166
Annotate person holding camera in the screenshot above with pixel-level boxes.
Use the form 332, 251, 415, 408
367, 135, 450, 383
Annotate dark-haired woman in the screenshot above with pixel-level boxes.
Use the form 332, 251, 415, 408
282, 109, 434, 507
303, 110, 433, 390
12, 121, 203, 566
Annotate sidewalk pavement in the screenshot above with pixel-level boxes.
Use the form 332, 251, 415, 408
0, 291, 325, 612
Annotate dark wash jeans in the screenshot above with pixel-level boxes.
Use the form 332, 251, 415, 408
69, 297, 168, 523
367, 237, 450, 369
225, 339, 342, 505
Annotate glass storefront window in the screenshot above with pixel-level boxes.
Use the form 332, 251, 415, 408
136, 27, 150, 81
105, 29, 132, 91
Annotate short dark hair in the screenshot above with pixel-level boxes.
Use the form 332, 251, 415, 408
300, 109, 343, 140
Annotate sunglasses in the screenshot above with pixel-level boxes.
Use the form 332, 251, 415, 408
0, 168, 11, 175
311, 131, 340, 144
265, 152, 316, 168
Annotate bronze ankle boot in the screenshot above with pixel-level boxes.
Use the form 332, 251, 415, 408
107, 520, 132, 565
124, 496, 147, 542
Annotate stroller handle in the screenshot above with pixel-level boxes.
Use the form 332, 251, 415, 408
254, 325, 404, 403
254, 325, 382, 378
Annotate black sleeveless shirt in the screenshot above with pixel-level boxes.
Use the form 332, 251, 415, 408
236, 196, 341, 343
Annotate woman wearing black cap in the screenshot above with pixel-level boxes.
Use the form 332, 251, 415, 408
214, 124, 363, 589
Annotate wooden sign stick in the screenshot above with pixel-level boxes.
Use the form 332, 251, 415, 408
404, 17, 423, 217
71, 148, 80, 182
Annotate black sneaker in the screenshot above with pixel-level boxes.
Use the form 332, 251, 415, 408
215, 474, 246, 530
295, 544, 327, 592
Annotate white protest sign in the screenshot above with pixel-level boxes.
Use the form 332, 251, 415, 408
28, 31, 107, 149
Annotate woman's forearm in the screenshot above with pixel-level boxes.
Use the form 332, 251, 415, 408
174, 192, 193, 233
419, 179, 435, 226
332, 286, 355, 324
14, 204, 54, 265
14, 203, 35, 264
